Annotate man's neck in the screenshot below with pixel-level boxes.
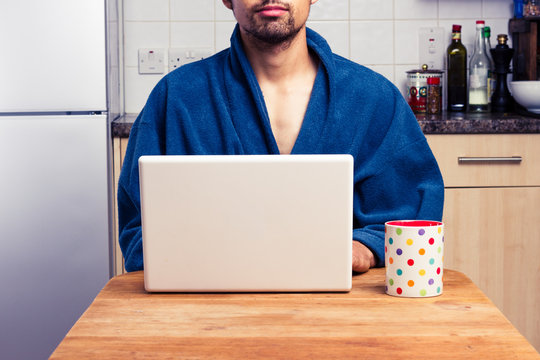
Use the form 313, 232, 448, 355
237, 26, 319, 154
239, 26, 317, 84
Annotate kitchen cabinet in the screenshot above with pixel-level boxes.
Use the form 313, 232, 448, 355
426, 134, 540, 352
112, 137, 129, 275
509, 18, 539, 81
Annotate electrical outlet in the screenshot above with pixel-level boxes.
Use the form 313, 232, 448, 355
138, 48, 165, 74
168, 48, 213, 72
418, 27, 445, 71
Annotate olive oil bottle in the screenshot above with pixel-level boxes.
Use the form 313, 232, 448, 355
446, 25, 467, 112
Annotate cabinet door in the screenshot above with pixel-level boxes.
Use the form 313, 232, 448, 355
443, 187, 540, 351
113, 137, 130, 275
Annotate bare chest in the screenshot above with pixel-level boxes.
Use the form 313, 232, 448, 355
263, 86, 312, 154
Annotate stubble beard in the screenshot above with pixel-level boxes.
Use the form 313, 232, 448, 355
239, 1, 305, 47
246, 14, 300, 46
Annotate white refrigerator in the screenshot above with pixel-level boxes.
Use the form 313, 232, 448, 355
0, 1, 117, 358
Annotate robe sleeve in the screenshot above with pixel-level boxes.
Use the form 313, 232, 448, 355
351, 88, 444, 268
117, 83, 167, 272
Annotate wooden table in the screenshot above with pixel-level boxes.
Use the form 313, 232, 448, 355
51, 268, 539, 359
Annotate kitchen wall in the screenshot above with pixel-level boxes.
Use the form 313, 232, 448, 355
122, 0, 514, 114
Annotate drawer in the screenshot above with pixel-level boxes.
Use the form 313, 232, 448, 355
426, 134, 540, 187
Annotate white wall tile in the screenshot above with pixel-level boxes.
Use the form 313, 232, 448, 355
123, 0, 169, 21
215, 0, 236, 21
350, 0, 393, 20
170, 22, 214, 48
395, 0, 438, 20
439, 0, 482, 19
482, 0, 513, 19
121, 0, 517, 113
350, 21, 394, 65
309, 0, 348, 20
394, 20, 438, 65
171, 0, 214, 21
307, 21, 349, 58
124, 67, 165, 113
124, 22, 169, 67
215, 21, 237, 52
438, 20, 461, 45
366, 64, 395, 83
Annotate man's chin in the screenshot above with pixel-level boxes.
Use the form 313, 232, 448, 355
249, 25, 302, 45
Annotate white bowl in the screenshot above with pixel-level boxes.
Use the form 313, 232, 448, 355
510, 81, 540, 114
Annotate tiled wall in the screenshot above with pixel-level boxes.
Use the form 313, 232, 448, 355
122, 0, 514, 114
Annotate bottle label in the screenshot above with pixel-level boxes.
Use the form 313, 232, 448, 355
469, 68, 489, 105
487, 71, 496, 102
469, 68, 488, 88
452, 32, 461, 40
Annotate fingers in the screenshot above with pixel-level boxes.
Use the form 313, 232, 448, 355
352, 241, 375, 273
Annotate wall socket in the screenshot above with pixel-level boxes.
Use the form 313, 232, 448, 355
168, 48, 213, 72
418, 27, 445, 70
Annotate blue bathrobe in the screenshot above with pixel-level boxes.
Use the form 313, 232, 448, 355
118, 25, 444, 272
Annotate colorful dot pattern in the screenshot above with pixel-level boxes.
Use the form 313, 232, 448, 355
384, 221, 444, 298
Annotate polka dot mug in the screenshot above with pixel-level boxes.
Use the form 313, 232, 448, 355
385, 220, 444, 298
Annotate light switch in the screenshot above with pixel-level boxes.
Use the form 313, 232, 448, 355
418, 27, 445, 71
138, 48, 165, 74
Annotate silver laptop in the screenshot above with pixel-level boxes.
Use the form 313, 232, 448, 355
139, 154, 353, 292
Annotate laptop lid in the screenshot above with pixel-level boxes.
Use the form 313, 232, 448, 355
139, 154, 353, 292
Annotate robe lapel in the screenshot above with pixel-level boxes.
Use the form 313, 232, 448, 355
224, 26, 280, 155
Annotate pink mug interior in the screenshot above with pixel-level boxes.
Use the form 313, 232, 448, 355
386, 220, 442, 227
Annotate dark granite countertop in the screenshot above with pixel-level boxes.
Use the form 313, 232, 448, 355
111, 114, 137, 138
417, 111, 540, 134
112, 111, 540, 138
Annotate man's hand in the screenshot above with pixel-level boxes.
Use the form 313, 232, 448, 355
352, 241, 376, 273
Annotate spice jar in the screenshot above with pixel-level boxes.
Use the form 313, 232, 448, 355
406, 64, 443, 113
525, 0, 539, 17
426, 77, 442, 114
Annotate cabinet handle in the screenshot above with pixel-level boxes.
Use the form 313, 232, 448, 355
458, 156, 522, 164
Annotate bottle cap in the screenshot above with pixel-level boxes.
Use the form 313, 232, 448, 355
476, 20, 485, 25
427, 77, 440, 85
497, 34, 508, 45
452, 24, 462, 32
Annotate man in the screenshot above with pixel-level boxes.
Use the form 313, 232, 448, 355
118, 0, 444, 273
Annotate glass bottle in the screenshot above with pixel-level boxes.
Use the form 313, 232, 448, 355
446, 24, 467, 112
484, 26, 496, 106
514, 0, 524, 18
469, 20, 490, 112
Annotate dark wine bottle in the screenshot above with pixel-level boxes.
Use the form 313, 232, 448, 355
446, 24, 467, 112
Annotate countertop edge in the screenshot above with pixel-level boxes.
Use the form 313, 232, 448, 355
112, 113, 540, 138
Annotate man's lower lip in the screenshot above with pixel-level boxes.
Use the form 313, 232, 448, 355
258, 9, 287, 17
